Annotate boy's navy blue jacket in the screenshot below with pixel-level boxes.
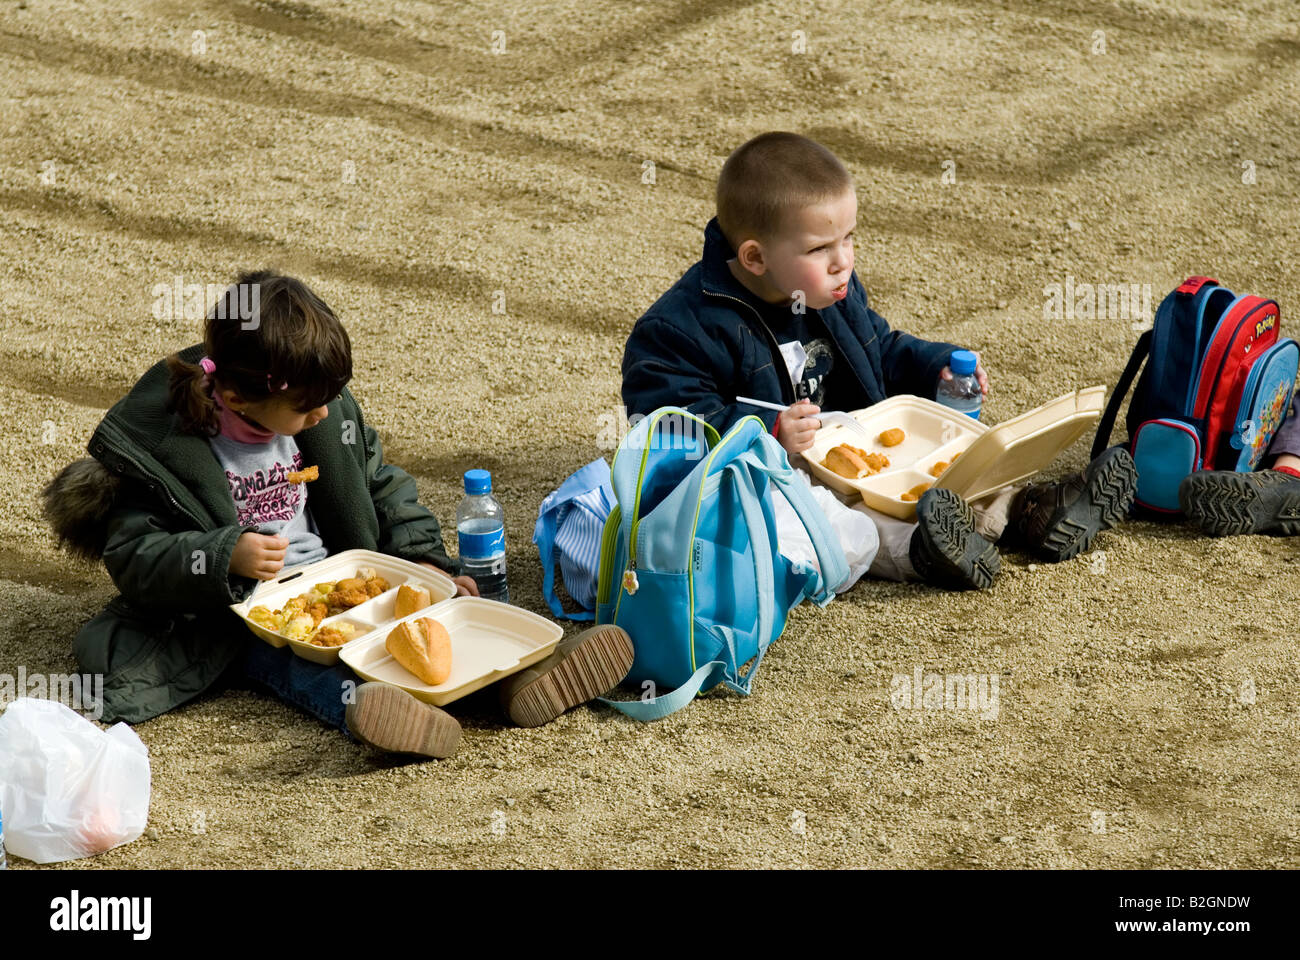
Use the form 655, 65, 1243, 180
622, 216, 961, 435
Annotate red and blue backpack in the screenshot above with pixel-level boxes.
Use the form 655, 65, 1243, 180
1092, 276, 1299, 514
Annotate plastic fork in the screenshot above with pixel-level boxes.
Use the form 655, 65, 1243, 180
734, 396, 875, 444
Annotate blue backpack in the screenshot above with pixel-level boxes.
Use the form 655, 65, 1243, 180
594, 407, 848, 721
1092, 275, 1298, 513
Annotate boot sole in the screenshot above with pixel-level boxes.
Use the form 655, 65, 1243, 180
507, 625, 635, 728
345, 681, 462, 758
1038, 447, 1137, 562
914, 488, 1001, 590
1179, 471, 1300, 537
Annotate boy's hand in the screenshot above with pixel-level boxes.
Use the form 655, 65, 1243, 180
417, 560, 481, 597
776, 400, 822, 456
230, 532, 289, 581
940, 350, 990, 395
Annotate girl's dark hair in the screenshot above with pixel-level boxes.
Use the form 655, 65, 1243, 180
165, 271, 352, 436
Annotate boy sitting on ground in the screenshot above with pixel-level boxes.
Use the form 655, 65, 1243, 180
621, 131, 1136, 590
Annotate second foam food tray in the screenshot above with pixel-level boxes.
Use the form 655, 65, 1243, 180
806, 388, 1106, 519
340, 597, 563, 706
229, 548, 458, 665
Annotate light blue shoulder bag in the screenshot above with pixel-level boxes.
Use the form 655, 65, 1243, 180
594, 407, 847, 720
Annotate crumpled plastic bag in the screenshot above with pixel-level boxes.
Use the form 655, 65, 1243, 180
772, 467, 880, 593
0, 698, 151, 864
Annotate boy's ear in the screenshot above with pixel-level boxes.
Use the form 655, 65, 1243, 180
735, 238, 767, 276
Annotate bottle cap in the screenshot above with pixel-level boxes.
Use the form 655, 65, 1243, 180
949, 349, 977, 376
463, 469, 492, 495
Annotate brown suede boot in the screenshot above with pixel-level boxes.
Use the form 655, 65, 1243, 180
499, 624, 634, 727
1006, 446, 1136, 562
345, 681, 462, 758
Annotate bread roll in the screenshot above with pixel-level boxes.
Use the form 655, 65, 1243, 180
824, 444, 870, 479
394, 583, 432, 618
386, 618, 452, 685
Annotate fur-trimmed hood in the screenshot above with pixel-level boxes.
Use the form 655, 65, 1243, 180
42, 457, 123, 561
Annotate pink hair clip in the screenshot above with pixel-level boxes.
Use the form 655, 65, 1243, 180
199, 357, 216, 375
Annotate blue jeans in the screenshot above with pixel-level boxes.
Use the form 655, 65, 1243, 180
1266, 391, 1300, 463
227, 640, 360, 740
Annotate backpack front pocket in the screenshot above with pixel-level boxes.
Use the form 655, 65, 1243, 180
1131, 418, 1202, 512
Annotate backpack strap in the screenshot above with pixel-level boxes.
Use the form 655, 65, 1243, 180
599, 660, 734, 721
1177, 275, 1219, 296
533, 458, 612, 620
1091, 329, 1153, 460
733, 444, 850, 602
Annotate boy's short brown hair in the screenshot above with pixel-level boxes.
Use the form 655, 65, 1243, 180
716, 132, 854, 250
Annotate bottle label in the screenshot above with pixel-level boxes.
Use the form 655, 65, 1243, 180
460, 526, 505, 561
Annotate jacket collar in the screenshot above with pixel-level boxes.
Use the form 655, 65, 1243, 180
700, 216, 765, 304
89, 343, 236, 528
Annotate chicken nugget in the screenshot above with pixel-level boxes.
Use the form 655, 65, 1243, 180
287, 465, 318, 484
878, 428, 905, 447
364, 576, 390, 598
899, 482, 933, 503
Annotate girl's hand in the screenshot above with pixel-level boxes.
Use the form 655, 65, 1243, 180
939, 350, 991, 395
416, 560, 481, 597
776, 400, 822, 457
231, 532, 289, 580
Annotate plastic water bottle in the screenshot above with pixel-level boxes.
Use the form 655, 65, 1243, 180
937, 348, 982, 419
456, 469, 508, 603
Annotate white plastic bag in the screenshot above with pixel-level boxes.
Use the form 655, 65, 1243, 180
0, 698, 151, 864
773, 466, 880, 593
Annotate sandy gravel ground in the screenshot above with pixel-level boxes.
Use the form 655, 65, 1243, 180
2, 0, 1299, 868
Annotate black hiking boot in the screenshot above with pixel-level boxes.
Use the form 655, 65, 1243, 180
1006, 446, 1137, 562
1179, 468, 1300, 536
908, 487, 1001, 590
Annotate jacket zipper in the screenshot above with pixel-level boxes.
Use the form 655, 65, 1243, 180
702, 285, 874, 406
702, 288, 796, 406
107, 442, 206, 529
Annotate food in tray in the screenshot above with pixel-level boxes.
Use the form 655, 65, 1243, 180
878, 428, 905, 447
386, 617, 452, 685
394, 583, 433, 618
823, 444, 890, 479
323, 573, 390, 615
246, 567, 390, 644
309, 623, 357, 648
929, 461, 948, 477
287, 465, 318, 484
899, 482, 933, 503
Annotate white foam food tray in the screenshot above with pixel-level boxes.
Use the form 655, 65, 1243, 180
805, 389, 1105, 520
229, 548, 457, 665
339, 597, 563, 706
